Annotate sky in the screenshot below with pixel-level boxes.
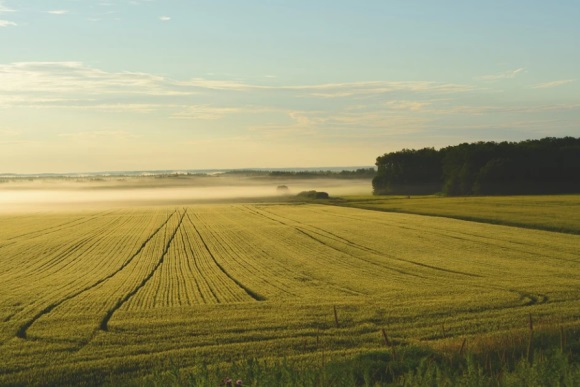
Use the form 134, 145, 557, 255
1, 0, 579, 174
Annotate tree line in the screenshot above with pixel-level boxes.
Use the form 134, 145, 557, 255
225, 168, 376, 179
373, 137, 580, 196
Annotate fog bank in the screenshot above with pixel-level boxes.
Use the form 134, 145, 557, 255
0, 176, 371, 212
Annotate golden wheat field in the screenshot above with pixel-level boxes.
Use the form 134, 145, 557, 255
0, 203, 579, 384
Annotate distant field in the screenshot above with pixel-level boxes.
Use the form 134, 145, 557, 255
0, 203, 578, 385
332, 194, 580, 234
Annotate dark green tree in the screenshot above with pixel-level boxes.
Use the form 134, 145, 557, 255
374, 137, 580, 196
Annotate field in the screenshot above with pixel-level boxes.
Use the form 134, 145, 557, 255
0, 196, 579, 385
333, 195, 580, 234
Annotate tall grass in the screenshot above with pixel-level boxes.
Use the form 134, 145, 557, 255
136, 325, 580, 386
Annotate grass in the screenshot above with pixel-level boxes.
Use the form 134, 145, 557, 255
329, 194, 580, 234
0, 200, 578, 385
133, 325, 580, 386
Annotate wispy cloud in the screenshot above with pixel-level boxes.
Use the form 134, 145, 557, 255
431, 103, 580, 115
385, 100, 432, 112
0, 95, 85, 108
59, 130, 138, 140
2, 60, 575, 143
430, 118, 580, 133
0, 2, 15, 13
47, 10, 69, 15
176, 78, 475, 96
177, 78, 257, 91
531, 79, 575, 89
0, 3, 16, 27
69, 103, 166, 113
172, 104, 278, 120
171, 105, 244, 120
289, 81, 474, 98
249, 108, 430, 142
0, 95, 175, 113
477, 67, 525, 81
159, 16, 171, 21
0, 62, 189, 96
247, 123, 318, 140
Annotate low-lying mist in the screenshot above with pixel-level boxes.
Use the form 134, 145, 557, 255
0, 175, 372, 212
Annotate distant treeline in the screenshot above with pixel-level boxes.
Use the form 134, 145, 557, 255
225, 168, 376, 179
373, 137, 580, 196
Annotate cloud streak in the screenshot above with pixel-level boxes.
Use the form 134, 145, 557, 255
531, 79, 575, 89
292, 81, 474, 98
477, 67, 525, 81
0, 2, 15, 13
0, 62, 190, 96
1, 61, 577, 151
171, 105, 243, 120
58, 130, 138, 140
0, 62, 476, 106
178, 78, 475, 97
433, 103, 580, 115
0, 0, 16, 26
248, 108, 431, 143
385, 100, 433, 112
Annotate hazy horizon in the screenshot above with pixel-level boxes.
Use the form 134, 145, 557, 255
0, 174, 373, 212
1, 1, 579, 173
0, 165, 374, 177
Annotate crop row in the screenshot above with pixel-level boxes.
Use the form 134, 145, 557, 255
0, 208, 175, 343
0, 203, 578, 385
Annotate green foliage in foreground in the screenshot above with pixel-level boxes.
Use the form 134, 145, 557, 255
136, 327, 580, 386
332, 194, 580, 234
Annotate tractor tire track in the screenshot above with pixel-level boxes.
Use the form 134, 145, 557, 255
514, 290, 549, 306
29, 214, 130, 276
15, 211, 177, 339
186, 213, 266, 302
190, 211, 298, 298
179, 221, 219, 304
466, 282, 550, 309
247, 206, 429, 279
6, 210, 116, 242
99, 209, 186, 331
2, 213, 139, 296
246, 206, 413, 278
256, 206, 482, 279
315, 206, 578, 263
3, 212, 129, 281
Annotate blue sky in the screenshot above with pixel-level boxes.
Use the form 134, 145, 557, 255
1, 0, 579, 173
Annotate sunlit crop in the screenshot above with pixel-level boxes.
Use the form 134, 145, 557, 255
0, 203, 578, 385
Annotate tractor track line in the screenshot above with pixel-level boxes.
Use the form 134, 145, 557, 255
187, 213, 266, 302
99, 209, 186, 331
15, 211, 177, 339
6, 210, 116, 242
257, 207, 481, 279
